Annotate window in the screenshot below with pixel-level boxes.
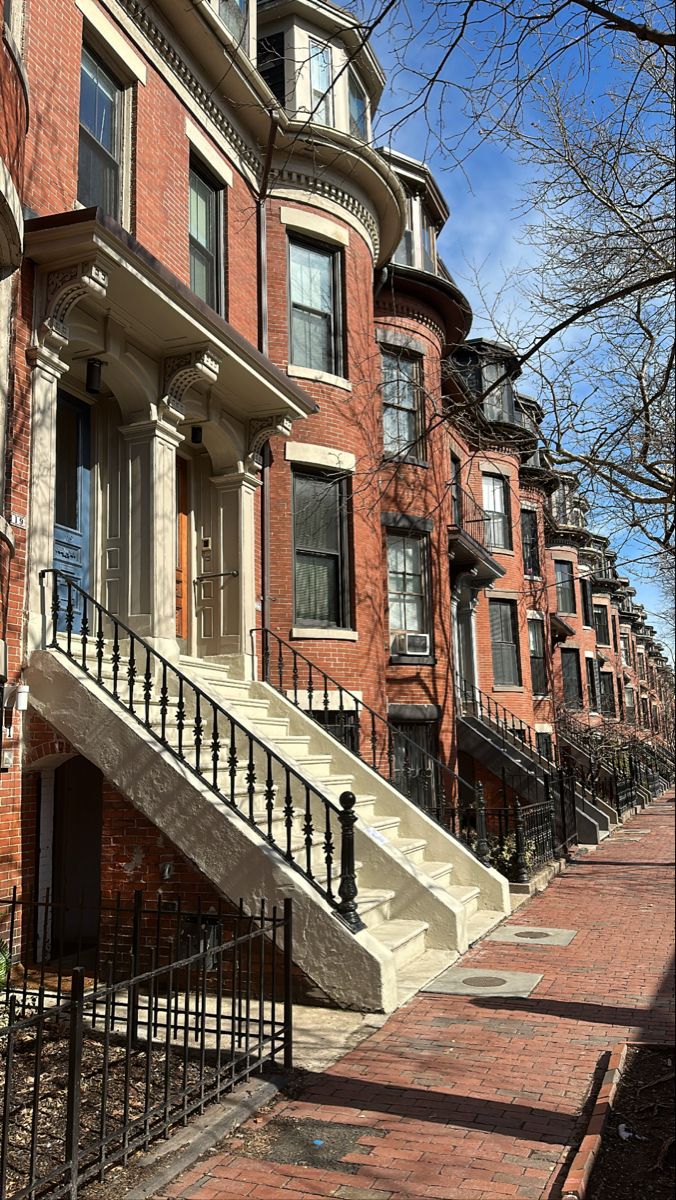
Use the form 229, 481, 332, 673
482, 361, 515, 423
555, 560, 576, 613
581, 578, 594, 627
381, 350, 424, 459
78, 47, 122, 218
309, 39, 332, 124
421, 211, 436, 273
489, 599, 521, 687
189, 161, 221, 310
391, 720, 439, 816
618, 684, 624, 720
612, 616, 619, 652
624, 685, 636, 723
521, 509, 540, 575
348, 71, 368, 139
536, 731, 553, 761
561, 648, 583, 709
620, 632, 631, 666
258, 32, 286, 105
638, 652, 647, 680
585, 657, 600, 711
599, 672, 616, 716
393, 197, 414, 266
528, 618, 547, 696
482, 474, 512, 551
293, 471, 350, 627
593, 605, 610, 645
289, 239, 343, 375
640, 697, 650, 728
450, 454, 462, 526
218, 0, 247, 41
387, 532, 429, 643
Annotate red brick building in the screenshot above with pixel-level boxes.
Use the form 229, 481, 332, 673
0, 0, 672, 1009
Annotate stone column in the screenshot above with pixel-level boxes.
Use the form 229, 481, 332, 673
120, 409, 184, 660
210, 468, 261, 678
26, 329, 70, 651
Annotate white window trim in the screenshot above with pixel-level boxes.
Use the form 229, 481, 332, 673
290, 627, 358, 641
280, 207, 349, 246
285, 442, 356, 472
185, 119, 233, 187
76, 0, 147, 84
287, 363, 352, 391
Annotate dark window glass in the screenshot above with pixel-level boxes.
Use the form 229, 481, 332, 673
393, 197, 414, 266
218, 0, 247, 40
624, 685, 636, 723
189, 161, 220, 309
521, 509, 540, 575
421, 212, 436, 273
482, 474, 512, 550
638, 653, 647, 680
78, 48, 121, 217
55, 402, 81, 529
489, 599, 521, 686
289, 239, 342, 375
258, 33, 286, 105
593, 605, 610, 645
612, 616, 619, 652
387, 533, 428, 636
555, 560, 576, 613
620, 632, 631, 666
482, 360, 515, 423
581, 578, 594, 626
640, 697, 650, 727
450, 454, 462, 525
561, 648, 583, 708
535, 731, 553, 760
599, 672, 616, 716
528, 618, 547, 695
293, 472, 350, 627
382, 350, 424, 459
348, 71, 367, 138
586, 657, 600, 711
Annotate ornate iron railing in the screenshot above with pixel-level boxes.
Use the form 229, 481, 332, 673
39, 570, 362, 932
450, 484, 489, 548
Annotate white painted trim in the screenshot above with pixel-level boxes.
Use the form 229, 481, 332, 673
290, 627, 359, 641
287, 364, 353, 392
76, 0, 147, 84
534, 723, 553, 733
185, 118, 233, 187
271, 187, 375, 256
284, 441, 356, 472
0, 157, 24, 250
280, 205, 350, 246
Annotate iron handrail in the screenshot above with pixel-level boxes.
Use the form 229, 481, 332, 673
251, 626, 483, 835
450, 484, 489, 548
39, 569, 362, 932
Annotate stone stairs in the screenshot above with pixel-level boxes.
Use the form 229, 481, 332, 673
27, 644, 510, 1011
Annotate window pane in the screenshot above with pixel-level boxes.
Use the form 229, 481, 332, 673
55, 403, 80, 529
555, 561, 576, 612
295, 555, 338, 624
309, 40, 332, 123
483, 475, 511, 550
489, 600, 520, 686
349, 73, 367, 138
293, 473, 348, 626
78, 49, 120, 216
80, 50, 117, 153
593, 605, 610, 645
189, 166, 218, 307
521, 509, 540, 575
561, 649, 582, 707
387, 534, 427, 636
289, 241, 338, 373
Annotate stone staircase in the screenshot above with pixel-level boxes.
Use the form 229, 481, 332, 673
27, 640, 510, 1013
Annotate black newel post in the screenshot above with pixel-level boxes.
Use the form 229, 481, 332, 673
514, 799, 529, 884
474, 781, 490, 864
337, 792, 363, 932
544, 772, 557, 859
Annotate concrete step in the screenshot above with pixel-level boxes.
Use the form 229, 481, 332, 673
466, 909, 506, 945
419, 860, 454, 888
356, 888, 396, 929
386, 835, 428, 864
368, 919, 429, 970
446, 884, 480, 917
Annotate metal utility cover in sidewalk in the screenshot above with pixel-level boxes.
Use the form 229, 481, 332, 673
422, 967, 543, 997
487, 925, 578, 947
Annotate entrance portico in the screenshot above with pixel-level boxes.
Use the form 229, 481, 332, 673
24, 208, 313, 673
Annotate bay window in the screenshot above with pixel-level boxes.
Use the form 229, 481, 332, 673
482, 474, 512, 551
382, 350, 424, 459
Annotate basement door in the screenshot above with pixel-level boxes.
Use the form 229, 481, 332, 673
51, 757, 103, 957
176, 456, 190, 645
53, 393, 91, 627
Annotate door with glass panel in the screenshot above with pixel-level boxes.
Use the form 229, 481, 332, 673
53, 394, 91, 631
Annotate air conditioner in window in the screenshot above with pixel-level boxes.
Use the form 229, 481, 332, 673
393, 632, 430, 656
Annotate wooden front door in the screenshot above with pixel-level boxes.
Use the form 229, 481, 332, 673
176, 456, 189, 641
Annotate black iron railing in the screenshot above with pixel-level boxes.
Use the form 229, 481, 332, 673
0, 891, 292, 1200
39, 570, 362, 932
450, 484, 489, 548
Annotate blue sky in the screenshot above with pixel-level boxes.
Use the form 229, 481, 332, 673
365, 5, 673, 658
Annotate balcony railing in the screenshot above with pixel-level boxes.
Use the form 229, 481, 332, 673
450, 484, 489, 547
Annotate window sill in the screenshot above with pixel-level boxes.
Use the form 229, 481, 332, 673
533, 692, 551, 699
489, 548, 515, 557
389, 656, 436, 667
287, 364, 352, 392
290, 627, 358, 642
493, 685, 524, 692
524, 574, 542, 581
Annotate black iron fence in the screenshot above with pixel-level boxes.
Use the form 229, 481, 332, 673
0, 893, 292, 1200
446, 787, 557, 883
40, 570, 362, 933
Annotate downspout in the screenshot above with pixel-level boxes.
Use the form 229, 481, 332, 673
257, 109, 280, 637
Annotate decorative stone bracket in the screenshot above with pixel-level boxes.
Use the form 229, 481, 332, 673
28, 257, 110, 369
162, 347, 222, 417
247, 414, 293, 467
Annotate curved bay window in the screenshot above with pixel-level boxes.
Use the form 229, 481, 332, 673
483, 474, 512, 551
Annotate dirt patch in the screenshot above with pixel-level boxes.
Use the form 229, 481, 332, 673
587, 1045, 674, 1200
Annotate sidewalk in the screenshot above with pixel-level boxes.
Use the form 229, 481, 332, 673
154, 796, 675, 1200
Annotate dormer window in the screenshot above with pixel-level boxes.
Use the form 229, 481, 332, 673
348, 70, 368, 139
421, 212, 436, 273
309, 39, 333, 124
482, 361, 515, 423
218, 0, 247, 42
393, 197, 414, 266
258, 32, 286, 105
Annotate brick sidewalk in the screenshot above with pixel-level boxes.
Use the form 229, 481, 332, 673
155, 797, 675, 1200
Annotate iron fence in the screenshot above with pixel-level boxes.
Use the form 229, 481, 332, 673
0, 894, 292, 1200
